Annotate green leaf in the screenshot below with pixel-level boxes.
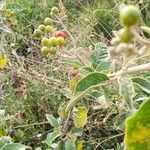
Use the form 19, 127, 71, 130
65, 139, 76, 150
1, 143, 31, 150
75, 72, 109, 94
0, 137, 12, 148
66, 73, 108, 112
73, 106, 88, 128
63, 60, 82, 69
132, 77, 150, 94
71, 127, 83, 136
46, 114, 59, 128
81, 67, 94, 72
58, 140, 65, 150
125, 99, 150, 150
90, 42, 109, 68
95, 61, 111, 72
42, 131, 61, 146
119, 77, 135, 100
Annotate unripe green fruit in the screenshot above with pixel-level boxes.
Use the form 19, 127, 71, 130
49, 37, 58, 47
41, 37, 49, 46
49, 47, 57, 54
51, 7, 59, 15
118, 28, 134, 43
38, 24, 46, 32
44, 17, 52, 25
45, 25, 53, 33
57, 37, 65, 45
34, 29, 42, 38
10, 10, 15, 17
50, 12, 55, 18
120, 6, 141, 27
41, 46, 50, 56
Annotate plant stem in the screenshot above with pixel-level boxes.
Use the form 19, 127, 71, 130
60, 110, 72, 139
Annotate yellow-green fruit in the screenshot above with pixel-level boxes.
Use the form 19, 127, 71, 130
118, 28, 134, 43
44, 17, 52, 25
49, 37, 58, 46
50, 12, 55, 18
34, 29, 42, 38
51, 7, 59, 15
120, 6, 141, 27
41, 46, 50, 56
38, 24, 46, 32
41, 37, 49, 46
49, 47, 57, 54
10, 10, 15, 16
45, 25, 53, 33
57, 37, 65, 45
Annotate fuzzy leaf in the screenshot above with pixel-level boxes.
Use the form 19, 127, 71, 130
42, 131, 61, 146
75, 72, 108, 94
90, 42, 109, 68
125, 99, 150, 150
65, 139, 76, 150
73, 106, 88, 128
66, 73, 108, 112
132, 77, 150, 94
1, 143, 31, 150
119, 77, 135, 100
46, 114, 59, 128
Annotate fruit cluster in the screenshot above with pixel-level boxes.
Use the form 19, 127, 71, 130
0, 8, 16, 27
110, 5, 141, 57
1, 9, 15, 18
33, 7, 67, 56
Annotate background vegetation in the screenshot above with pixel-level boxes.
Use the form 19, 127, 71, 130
0, 0, 150, 149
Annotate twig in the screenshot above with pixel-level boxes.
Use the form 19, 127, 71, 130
94, 133, 124, 150
60, 110, 72, 139
109, 62, 150, 78
14, 122, 48, 129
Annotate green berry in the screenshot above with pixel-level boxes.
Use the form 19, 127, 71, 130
118, 28, 134, 43
120, 5, 141, 27
57, 37, 65, 45
50, 12, 55, 18
41, 46, 50, 56
45, 25, 53, 33
41, 37, 49, 46
34, 29, 42, 38
49, 37, 58, 47
44, 17, 52, 25
38, 24, 46, 32
51, 7, 59, 15
49, 47, 57, 54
